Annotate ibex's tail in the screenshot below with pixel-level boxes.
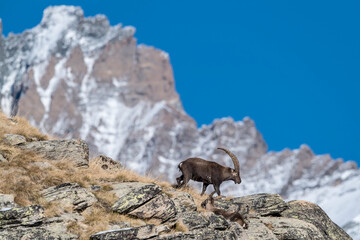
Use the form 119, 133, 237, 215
178, 162, 183, 171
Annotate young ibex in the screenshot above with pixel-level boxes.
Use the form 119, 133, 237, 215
201, 192, 248, 229
176, 147, 241, 196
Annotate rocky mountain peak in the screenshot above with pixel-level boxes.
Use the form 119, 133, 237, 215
0, 5, 184, 168
293, 144, 314, 163
41, 5, 84, 25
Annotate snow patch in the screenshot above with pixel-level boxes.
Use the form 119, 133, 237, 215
112, 77, 128, 88
0, 207, 12, 212
0, 71, 17, 115
79, 100, 166, 161
158, 156, 178, 174
34, 58, 67, 113
160, 51, 169, 60
30, 7, 78, 63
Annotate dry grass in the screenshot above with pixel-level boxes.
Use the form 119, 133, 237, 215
66, 221, 84, 239
0, 112, 48, 141
264, 222, 274, 231
174, 221, 189, 232
72, 202, 147, 239
111, 168, 172, 189
0, 145, 52, 205
92, 189, 118, 208
42, 201, 64, 218
0, 141, 157, 238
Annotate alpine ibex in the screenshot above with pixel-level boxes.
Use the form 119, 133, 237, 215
176, 147, 241, 196
201, 192, 248, 229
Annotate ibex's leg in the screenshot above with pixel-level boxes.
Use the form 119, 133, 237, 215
182, 174, 191, 187
177, 174, 190, 188
201, 183, 209, 195
176, 175, 184, 187
213, 184, 221, 197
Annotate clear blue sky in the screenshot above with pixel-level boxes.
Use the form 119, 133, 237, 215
1, 1, 359, 164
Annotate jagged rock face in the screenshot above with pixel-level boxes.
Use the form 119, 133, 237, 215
0, 5, 360, 238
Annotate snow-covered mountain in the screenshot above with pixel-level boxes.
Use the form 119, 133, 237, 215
0, 6, 359, 238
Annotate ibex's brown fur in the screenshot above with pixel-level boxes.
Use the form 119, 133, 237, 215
201, 192, 248, 229
176, 147, 241, 196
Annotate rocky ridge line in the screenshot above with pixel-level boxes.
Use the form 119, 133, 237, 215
0, 133, 351, 239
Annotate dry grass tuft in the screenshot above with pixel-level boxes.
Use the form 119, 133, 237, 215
93, 190, 118, 208
174, 221, 189, 232
0, 111, 49, 141
66, 221, 85, 240
264, 222, 273, 231
74, 202, 146, 239
42, 201, 64, 218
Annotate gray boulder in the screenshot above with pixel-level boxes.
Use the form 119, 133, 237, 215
41, 182, 97, 212
0, 194, 18, 209
40, 213, 82, 240
111, 182, 162, 214
18, 139, 89, 167
231, 193, 288, 217
0, 205, 44, 229
3, 134, 26, 145
156, 228, 238, 240
0, 154, 7, 163
260, 217, 324, 239
128, 193, 177, 223
175, 211, 210, 231
202, 212, 230, 230
90, 224, 170, 240
90, 228, 138, 240
281, 200, 352, 240
0, 226, 77, 240
167, 189, 197, 213
236, 219, 278, 240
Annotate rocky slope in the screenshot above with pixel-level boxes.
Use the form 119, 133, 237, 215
0, 124, 352, 239
0, 5, 359, 238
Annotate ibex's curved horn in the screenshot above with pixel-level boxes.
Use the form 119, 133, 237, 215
217, 147, 240, 173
